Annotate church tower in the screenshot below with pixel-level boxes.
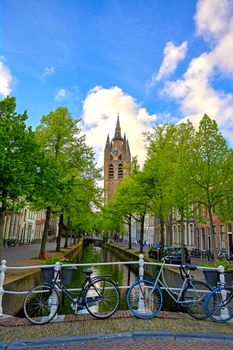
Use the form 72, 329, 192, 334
104, 115, 131, 203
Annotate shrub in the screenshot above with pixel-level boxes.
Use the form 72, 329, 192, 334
44, 255, 70, 265
203, 258, 233, 270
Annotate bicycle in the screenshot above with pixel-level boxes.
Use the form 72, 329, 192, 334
23, 263, 120, 325
205, 278, 233, 322
127, 259, 212, 320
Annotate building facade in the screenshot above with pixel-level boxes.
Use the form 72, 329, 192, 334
104, 116, 131, 203
2, 207, 59, 247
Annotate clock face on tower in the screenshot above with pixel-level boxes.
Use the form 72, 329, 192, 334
111, 148, 121, 158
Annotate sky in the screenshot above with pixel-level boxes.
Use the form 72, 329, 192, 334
1, 0, 233, 166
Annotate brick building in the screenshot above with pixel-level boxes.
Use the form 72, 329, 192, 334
104, 116, 131, 203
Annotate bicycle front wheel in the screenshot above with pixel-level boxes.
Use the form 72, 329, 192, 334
127, 279, 163, 319
205, 286, 233, 322
181, 280, 212, 320
24, 284, 60, 325
85, 278, 120, 319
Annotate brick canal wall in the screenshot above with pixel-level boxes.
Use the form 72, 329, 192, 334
3, 240, 83, 316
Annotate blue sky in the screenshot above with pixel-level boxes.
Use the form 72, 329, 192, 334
1, 0, 233, 165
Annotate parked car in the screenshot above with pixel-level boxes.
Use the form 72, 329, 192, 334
164, 247, 190, 264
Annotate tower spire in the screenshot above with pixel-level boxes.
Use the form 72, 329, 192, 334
104, 134, 110, 150
114, 114, 122, 140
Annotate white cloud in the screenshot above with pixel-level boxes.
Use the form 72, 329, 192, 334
42, 66, 54, 78
195, 0, 233, 42
161, 0, 233, 135
81, 86, 157, 166
55, 88, 66, 101
148, 41, 188, 87
0, 58, 13, 97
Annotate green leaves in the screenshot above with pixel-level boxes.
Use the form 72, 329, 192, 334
0, 96, 38, 206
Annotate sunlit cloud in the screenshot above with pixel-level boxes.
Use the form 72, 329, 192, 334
0, 58, 13, 97
148, 41, 188, 88
160, 0, 233, 137
194, 0, 233, 43
81, 86, 157, 166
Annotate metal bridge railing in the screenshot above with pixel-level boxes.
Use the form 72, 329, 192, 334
0, 255, 225, 321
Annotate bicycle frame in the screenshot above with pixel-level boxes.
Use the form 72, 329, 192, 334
152, 261, 189, 305
46, 269, 103, 310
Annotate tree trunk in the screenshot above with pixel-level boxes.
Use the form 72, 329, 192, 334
139, 214, 145, 254
128, 215, 132, 249
159, 214, 165, 261
56, 209, 64, 252
39, 206, 51, 258
0, 196, 7, 262
180, 207, 185, 264
208, 207, 217, 259
64, 216, 71, 249
0, 208, 6, 262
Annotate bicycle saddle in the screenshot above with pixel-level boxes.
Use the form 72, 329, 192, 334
82, 269, 93, 276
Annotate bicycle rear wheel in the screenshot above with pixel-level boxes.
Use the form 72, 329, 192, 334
24, 284, 59, 325
127, 278, 163, 319
205, 286, 233, 322
85, 277, 120, 319
181, 280, 212, 320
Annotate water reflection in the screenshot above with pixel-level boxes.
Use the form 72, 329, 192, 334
60, 243, 137, 314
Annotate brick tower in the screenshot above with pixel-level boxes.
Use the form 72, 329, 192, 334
104, 115, 131, 203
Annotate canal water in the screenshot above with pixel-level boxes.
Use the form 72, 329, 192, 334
60, 243, 138, 314
60, 243, 178, 315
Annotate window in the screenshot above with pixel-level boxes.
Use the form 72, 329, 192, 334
201, 227, 205, 249
219, 224, 225, 249
219, 224, 224, 234
109, 164, 114, 178
118, 163, 123, 178
189, 224, 194, 246
173, 225, 177, 243
227, 223, 232, 233
220, 233, 225, 249
177, 225, 181, 244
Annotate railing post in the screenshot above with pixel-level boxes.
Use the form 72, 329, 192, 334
50, 262, 61, 319
218, 265, 229, 320
54, 262, 61, 280
138, 254, 144, 279
0, 260, 7, 317
138, 254, 145, 313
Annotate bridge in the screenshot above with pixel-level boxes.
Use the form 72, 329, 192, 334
83, 236, 103, 246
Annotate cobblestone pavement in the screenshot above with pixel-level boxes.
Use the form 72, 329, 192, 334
1, 310, 233, 349
15, 338, 233, 350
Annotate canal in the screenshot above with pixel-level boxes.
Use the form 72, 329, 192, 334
60, 243, 138, 314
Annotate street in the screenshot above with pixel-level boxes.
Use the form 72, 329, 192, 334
2, 240, 61, 266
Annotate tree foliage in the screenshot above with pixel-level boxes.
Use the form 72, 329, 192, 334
0, 96, 38, 260
34, 107, 102, 257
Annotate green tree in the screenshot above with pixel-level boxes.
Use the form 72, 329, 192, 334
189, 115, 232, 259
0, 96, 38, 260
34, 107, 101, 258
143, 124, 177, 254
170, 121, 195, 261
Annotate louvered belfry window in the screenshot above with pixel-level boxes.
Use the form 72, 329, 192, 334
109, 164, 114, 178
118, 163, 123, 178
